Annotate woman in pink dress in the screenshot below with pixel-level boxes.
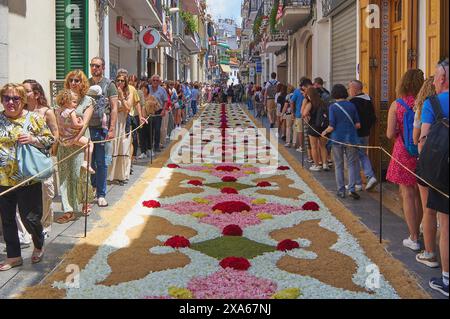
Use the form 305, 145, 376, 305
386, 69, 424, 252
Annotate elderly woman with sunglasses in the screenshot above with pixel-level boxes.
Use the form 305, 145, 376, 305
54, 70, 95, 224
0, 83, 55, 271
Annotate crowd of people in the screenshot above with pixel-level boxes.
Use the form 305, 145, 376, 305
243, 60, 449, 296
0, 56, 205, 272
0, 54, 448, 297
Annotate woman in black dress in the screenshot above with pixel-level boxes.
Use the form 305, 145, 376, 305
302, 87, 330, 172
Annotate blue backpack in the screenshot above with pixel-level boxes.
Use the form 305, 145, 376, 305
396, 98, 419, 157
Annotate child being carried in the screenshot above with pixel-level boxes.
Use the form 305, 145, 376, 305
56, 89, 95, 174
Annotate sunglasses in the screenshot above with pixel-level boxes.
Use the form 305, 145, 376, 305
2, 95, 21, 104
69, 78, 81, 84
117, 79, 126, 83
90, 63, 102, 68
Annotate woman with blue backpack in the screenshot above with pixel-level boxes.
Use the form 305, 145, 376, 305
386, 69, 424, 252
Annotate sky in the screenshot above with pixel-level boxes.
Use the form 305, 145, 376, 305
206, 0, 243, 26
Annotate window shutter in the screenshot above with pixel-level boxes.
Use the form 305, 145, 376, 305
55, 0, 88, 79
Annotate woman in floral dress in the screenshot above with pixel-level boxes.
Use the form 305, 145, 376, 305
55, 70, 95, 224
386, 69, 424, 251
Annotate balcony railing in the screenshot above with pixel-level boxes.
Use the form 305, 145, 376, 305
322, 0, 347, 17
268, 30, 288, 42
282, 0, 311, 6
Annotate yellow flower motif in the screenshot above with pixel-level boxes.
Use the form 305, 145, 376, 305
203, 163, 215, 168
244, 171, 255, 175
192, 212, 208, 218
168, 287, 193, 299
257, 213, 273, 220
252, 198, 267, 205
193, 198, 210, 204
242, 164, 254, 168
201, 169, 211, 173
271, 288, 301, 299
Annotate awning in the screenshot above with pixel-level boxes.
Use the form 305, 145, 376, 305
218, 42, 230, 49
220, 64, 232, 73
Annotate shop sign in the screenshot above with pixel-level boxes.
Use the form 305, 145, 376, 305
139, 27, 161, 49
116, 16, 133, 41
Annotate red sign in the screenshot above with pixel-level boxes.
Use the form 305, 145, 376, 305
116, 16, 133, 40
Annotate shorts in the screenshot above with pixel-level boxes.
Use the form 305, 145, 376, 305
427, 188, 449, 214
294, 118, 303, 133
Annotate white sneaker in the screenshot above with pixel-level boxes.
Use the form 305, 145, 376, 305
322, 164, 330, 171
365, 177, 378, 191
403, 237, 421, 251
345, 185, 363, 192
284, 143, 291, 147
416, 251, 439, 268
146, 150, 154, 157
309, 165, 322, 172
296, 147, 303, 153
138, 153, 147, 159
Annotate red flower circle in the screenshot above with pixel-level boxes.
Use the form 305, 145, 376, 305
143, 200, 161, 208
216, 166, 241, 172
219, 257, 251, 271
167, 164, 180, 169
277, 166, 290, 171
302, 201, 320, 211
188, 180, 203, 187
277, 239, 300, 251
222, 176, 237, 182
212, 201, 251, 213
222, 224, 243, 236
164, 236, 190, 248
257, 181, 272, 187
221, 187, 239, 194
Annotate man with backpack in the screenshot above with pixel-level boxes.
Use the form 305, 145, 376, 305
265, 73, 279, 128
419, 58, 449, 297
88, 57, 118, 208
348, 80, 378, 192
314, 77, 331, 103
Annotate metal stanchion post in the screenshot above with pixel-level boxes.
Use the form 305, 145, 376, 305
84, 141, 91, 238
301, 118, 305, 168
379, 149, 383, 244
150, 116, 153, 165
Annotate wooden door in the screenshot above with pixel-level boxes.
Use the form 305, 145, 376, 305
306, 36, 312, 80
426, 0, 447, 76
389, 0, 403, 101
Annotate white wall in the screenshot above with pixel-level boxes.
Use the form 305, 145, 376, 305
8, 0, 56, 97
0, 0, 8, 86
313, 20, 331, 89
417, 0, 427, 73
89, 0, 100, 62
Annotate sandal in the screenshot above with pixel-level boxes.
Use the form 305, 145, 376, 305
0, 258, 23, 271
31, 249, 44, 264
56, 212, 75, 224
82, 204, 92, 216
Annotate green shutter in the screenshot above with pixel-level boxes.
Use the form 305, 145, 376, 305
55, 0, 89, 79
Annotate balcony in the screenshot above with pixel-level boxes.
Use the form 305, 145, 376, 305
184, 31, 201, 54
115, 0, 163, 27
322, 0, 347, 17
277, 0, 312, 32
264, 31, 288, 53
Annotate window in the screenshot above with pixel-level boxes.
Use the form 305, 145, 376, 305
394, 0, 402, 23
56, 0, 89, 80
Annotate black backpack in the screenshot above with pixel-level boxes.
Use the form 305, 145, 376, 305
89, 79, 112, 128
315, 104, 329, 131
418, 96, 449, 194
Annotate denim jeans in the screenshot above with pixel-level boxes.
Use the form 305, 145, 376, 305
247, 97, 254, 110
89, 128, 108, 198
191, 100, 198, 115
357, 136, 376, 184
152, 111, 162, 151
332, 144, 360, 193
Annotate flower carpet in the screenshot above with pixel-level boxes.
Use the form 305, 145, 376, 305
21, 103, 428, 299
